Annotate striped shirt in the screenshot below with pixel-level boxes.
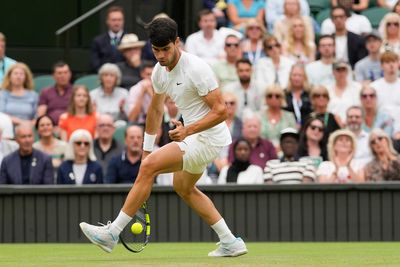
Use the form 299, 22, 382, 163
264, 159, 316, 184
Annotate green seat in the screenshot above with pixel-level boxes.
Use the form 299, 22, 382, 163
73, 74, 100, 91
316, 8, 331, 26
362, 7, 389, 29
33, 75, 55, 93
308, 0, 331, 16
113, 126, 126, 144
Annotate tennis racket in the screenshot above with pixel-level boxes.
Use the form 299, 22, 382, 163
119, 202, 151, 253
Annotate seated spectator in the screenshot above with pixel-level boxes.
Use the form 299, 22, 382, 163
0, 112, 14, 139
274, 0, 314, 45
0, 123, 53, 184
158, 96, 183, 147
90, 63, 128, 121
379, 12, 400, 54
326, 61, 362, 124
59, 85, 97, 141
365, 128, 400, 181
354, 31, 384, 83
240, 18, 266, 65
255, 35, 295, 90
125, 61, 154, 124
225, 58, 262, 118
307, 85, 342, 138
37, 61, 73, 125
264, 127, 315, 184
223, 91, 242, 141
93, 114, 124, 175
185, 9, 225, 65
90, 5, 125, 72
259, 85, 296, 150
0, 32, 16, 84
317, 129, 364, 183
226, 0, 264, 31
392, 0, 400, 14
284, 64, 313, 127
0, 62, 38, 126
298, 118, 328, 164
218, 138, 263, 184
228, 111, 277, 168
105, 125, 142, 184
331, 0, 369, 12
265, 0, 310, 32
0, 127, 18, 166
57, 129, 103, 184
116, 34, 146, 89
360, 85, 394, 137
33, 115, 67, 169
282, 16, 316, 64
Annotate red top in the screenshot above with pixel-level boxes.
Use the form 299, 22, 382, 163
59, 112, 97, 140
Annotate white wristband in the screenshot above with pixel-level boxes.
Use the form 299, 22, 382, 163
143, 132, 157, 152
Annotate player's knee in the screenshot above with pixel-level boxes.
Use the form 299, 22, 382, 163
174, 184, 196, 200
139, 158, 158, 178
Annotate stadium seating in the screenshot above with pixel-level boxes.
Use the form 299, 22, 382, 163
33, 75, 55, 93
316, 8, 331, 26
362, 7, 389, 29
73, 74, 99, 90
308, 0, 331, 16
113, 125, 126, 144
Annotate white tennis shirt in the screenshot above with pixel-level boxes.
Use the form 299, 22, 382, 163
152, 52, 232, 147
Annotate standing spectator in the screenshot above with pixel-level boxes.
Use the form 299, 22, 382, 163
0, 62, 38, 126
0, 112, 14, 139
228, 112, 277, 168
317, 129, 364, 183
265, 0, 310, 32
90, 63, 128, 121
0, 123, 54, 184
298, 117, 328, 163
226, 0, 265, 31
116, 34, 146, 89
284, 64, 313, 127
241, 19, 266, 65
33, 115, 67, 169
105, 125, 142, 184
0, 32, 16, 84
255, 35, 295, 89
218, 138, 263, 184
59, 85, 97, 141
91, 6, 125, 72
57, 129, 103, 184
0, 127, 18, 166
212, 34, 241, 90
93, 114, 123, 175
222, 91, 242, 141
354, 31, 384, 83
264, 127, 316, 184
185, 9, 225, 65
37, 61, 73, 125
225, 58, 262, 118
379, 13, 400, 54
125, 61, 154, 124
365, 128, 400, 181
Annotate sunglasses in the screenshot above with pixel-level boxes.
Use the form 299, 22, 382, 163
225, 101, 236, 106
361, 93, 376, 99
370, 136, 384, 145
266, 43, 281, 50
266, 94, 282, 99
309, 125, 324, 132
387, 22, 400, 27
225, 43, 239, 48
313, 93, 329, 99
74, 141, 90, 147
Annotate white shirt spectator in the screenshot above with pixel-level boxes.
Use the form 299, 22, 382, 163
224, 81, 262, 118
353, 130, 373, 167
0, 112, 14, 139
264, 159, 316, 184
90, 87, 128, 120
124, 79, 152, 124
185, 29, 225, 65
218, 164, 263, 184
317, 160, 364, 183
265, 0, 310, 32
255, 56, 295, 90
321, 13, 372, 35
335, 35, 349, 63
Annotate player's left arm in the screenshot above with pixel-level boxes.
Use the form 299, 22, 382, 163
169, 88, 227, 141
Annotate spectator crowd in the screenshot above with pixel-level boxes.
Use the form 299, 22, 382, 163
1, 1, 400, 185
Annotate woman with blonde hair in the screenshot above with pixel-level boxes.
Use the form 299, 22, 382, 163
317, 129, 364, 183
59, 85, 97, 141
240, 18, 266, 65
0, 62, 38, 125
365, 128, 400, 181
259, 85, 296, 150
379, 12, 400, 54
282, 16, 316, 64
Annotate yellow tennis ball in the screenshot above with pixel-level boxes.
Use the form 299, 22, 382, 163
131, 222, 143, 235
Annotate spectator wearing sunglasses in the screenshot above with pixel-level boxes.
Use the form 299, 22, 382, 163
298, 118, 328, 165
360, 85, 394, 137
378, 12, 400, 55
364, 128, 400, 181
57, 129, 103, 184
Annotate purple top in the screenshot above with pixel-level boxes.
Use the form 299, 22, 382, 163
38, 84, 73, 124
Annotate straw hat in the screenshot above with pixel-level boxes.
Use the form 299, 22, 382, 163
118, 33, 146, 51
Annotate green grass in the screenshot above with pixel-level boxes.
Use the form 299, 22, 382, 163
1, 243, 400, 267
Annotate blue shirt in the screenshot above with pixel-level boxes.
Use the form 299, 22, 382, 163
105, 151, 141, 184
0, 56, 17, 84
0, 90, 38, 120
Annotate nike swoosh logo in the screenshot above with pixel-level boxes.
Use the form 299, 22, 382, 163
176, 82, 182, 86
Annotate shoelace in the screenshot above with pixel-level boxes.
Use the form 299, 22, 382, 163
97, 221, 112, 228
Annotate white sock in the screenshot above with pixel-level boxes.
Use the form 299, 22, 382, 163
211, 218, 236, 244
109, 210, 132, 237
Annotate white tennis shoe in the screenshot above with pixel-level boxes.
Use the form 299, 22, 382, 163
208, 237, 248, 257
79, 222, 119, 253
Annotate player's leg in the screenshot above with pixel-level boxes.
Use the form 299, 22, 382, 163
80, 142, 183, 252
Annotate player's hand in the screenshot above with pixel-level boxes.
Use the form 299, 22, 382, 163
168, 120, 187, 142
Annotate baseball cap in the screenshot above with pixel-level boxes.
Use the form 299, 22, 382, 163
280, 127, 299, 141
332, 60, 349, 70
365, 30, 382, 41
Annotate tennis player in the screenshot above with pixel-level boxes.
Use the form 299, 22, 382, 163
80, 17, 247, 257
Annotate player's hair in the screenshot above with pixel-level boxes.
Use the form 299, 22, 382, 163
148, 17, 178, 47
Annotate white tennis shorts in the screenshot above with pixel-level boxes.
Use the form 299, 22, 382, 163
176, 133, 223, 174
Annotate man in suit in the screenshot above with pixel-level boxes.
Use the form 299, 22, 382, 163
0, 123, 54, 184
90, 6, 125, 72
